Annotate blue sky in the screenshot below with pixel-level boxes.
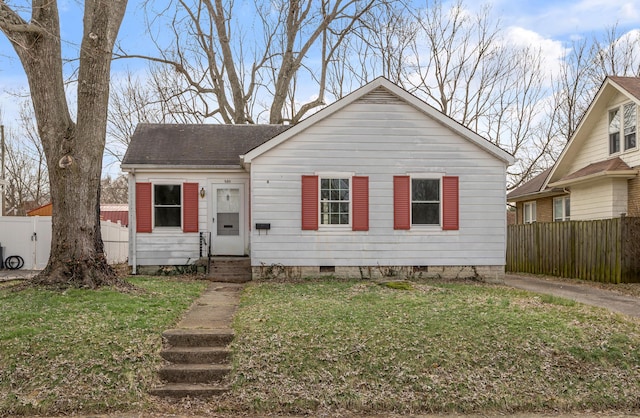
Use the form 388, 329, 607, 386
0, 0, 639, 175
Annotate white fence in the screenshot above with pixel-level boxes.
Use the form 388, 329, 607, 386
0, 216, 128, 270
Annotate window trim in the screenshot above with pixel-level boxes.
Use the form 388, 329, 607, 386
318, 172, 354, 229
153, 183, 183, 229
523, 201, 536, 224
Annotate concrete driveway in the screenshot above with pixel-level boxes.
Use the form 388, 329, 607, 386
504, 274, 640, 319
0, 269, 38, 282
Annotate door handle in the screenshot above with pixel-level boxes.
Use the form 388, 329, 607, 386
212, 217, 215, 223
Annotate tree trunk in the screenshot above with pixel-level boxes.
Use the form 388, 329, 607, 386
0, 0, 128, 288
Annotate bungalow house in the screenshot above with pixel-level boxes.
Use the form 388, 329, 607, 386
508, 76, 640, 223
122, 77, 514, 280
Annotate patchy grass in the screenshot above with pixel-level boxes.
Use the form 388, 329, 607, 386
230, 280, 640, 415
0, 277, 207, 417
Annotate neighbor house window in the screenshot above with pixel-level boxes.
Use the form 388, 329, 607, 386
320, 178, 350, 225
412, 178, 440, 225
523, 201, 536, 223
624, 103, 637, 150
610, 103, 638, 154
154, 184, 181, 227
609, 108, 620, 154
553, 196, 570, 222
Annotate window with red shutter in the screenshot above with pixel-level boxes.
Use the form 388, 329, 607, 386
395, 175, 459, 231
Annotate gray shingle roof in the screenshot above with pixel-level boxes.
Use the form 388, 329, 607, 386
121, 124, 290, 167
506, 168, 553, 200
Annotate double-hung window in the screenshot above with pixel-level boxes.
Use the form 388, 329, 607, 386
609, 108, 621, 154
320, 177, 350, 226
553, 196, 570, 222
154, 184, 181, 227
624, 103, 637, 150
411, 178, 440, 225
610, 103, 637, 154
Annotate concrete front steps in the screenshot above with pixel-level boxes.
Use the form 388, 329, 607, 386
150, 328, 235, 398
207, 257, 252, 283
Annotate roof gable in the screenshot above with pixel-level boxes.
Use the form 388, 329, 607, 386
242, 77, 514, 165
122, 124, 289, 169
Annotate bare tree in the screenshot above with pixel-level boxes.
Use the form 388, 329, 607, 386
100, 174, 128, 204
588, 24, 640, 84
120, 0, 379, 124
2, 101, 49, 215
0, 0, 128, 288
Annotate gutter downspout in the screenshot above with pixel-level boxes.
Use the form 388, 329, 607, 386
129, 170, 137, 274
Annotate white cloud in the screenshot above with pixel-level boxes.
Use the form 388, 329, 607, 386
503, 26, 569, 79
491, 0, 639, 39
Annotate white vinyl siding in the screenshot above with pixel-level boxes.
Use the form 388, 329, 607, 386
129, 171, 250, 265
249, 92, 508, 267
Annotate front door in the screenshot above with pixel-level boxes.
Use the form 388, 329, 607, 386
211, 184, 245, 255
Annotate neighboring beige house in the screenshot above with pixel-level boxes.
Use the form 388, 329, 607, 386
508, 76, 640, 223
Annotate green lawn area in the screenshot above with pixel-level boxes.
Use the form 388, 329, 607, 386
0, 277, 207, 416
230, 280, 640, 414
1, 277, 639, 416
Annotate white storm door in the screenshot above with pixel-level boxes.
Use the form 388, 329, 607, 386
212, 184, 245, 255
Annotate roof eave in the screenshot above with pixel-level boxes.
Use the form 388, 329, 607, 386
507, 188, 567, 203
548, 170, 638, 188
121, 164, 245, 172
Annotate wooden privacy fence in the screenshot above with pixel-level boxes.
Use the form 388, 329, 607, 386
507, 217, 640, 283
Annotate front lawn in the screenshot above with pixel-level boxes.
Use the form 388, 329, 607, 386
230, 280, 640, 414
1, 277, 639, 416
0, 277, 207, 416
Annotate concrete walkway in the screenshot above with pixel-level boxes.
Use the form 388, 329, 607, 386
504, 274, 640, 318
175, 281, 243, 329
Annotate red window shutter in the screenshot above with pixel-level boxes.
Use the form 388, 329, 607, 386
352, 176, 369, 231
301, 175, 319, 230
136, 183, 152, 233
183, 183, 199, 233
442, 176, 459, 230
393, 176, 410, 230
